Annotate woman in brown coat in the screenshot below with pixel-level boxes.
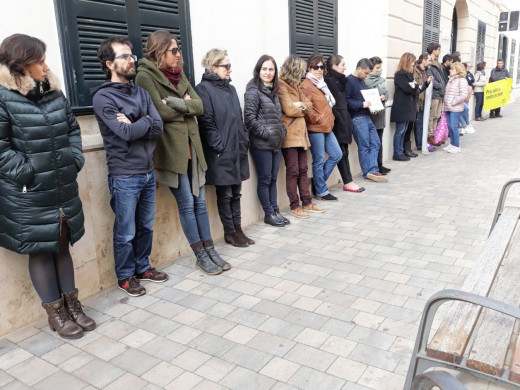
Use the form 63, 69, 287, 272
300, 54, 342, 201
279, 55, 324, 218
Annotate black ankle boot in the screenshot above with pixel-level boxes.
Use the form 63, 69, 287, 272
203, 240, 231, 271
274, 209, 290, 225
192, 243, 222, 275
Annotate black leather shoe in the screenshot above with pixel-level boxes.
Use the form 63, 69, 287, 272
393, 154, 410, 161
404, 150, 418, 158
379, 166, 391, 174
264, 214, 285, 227
274, 209, 290, 225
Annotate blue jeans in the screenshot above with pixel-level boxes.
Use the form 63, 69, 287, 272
459, 104, 469, 127
308, 132, 342, 196
393, 122, 408, 157
170, 174, 212, 245
351, 115, 380, 177
414, 110, 424, 150
108, 171, 155, 280
250, 148, 281, 215
446, 111, 462, 147
475, 92, 484, 118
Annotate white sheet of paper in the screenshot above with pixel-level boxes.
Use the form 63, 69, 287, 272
360, 88, 385, 113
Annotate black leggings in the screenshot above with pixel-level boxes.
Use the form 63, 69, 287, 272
28, 222, 75, 303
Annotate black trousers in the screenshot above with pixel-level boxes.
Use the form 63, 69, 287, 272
215, 184, 242, 234
491, 107, 502, 117
337, 143, 353, 184
376, 129, 384, 169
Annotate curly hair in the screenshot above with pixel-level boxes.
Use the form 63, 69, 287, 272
279, 55, 306, 86
145, 30, 183, 70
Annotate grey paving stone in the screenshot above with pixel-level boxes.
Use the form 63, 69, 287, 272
72, 358, 125, 388
109, 347, 160, 376
139, 335, 187, 361
285, 343, 336, 371
226, 307, 270, 328
222, 344, 273, 371
219, 366, 276, 390
348, 343, 402, 371
17, 332, 64, 357
31, 370, 89, 390
188, 332, 237, 357
288, 366, 345, 390
6, 356, 58, 386
247, 332, 296, 357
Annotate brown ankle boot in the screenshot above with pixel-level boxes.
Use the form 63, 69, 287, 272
42, 297, 84, 339
224, 232, 248, 247
63, 289, 96, 331
235, 224, 255, 245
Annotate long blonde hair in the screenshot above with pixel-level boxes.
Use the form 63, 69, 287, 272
395, 52, 416, 74
279, 55, 307, 86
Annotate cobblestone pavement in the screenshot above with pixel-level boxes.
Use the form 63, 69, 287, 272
2, 102, 520, 390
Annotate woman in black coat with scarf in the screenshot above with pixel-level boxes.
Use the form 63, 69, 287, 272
244, 55, 288, 226
324, 55, 364, 192
390, 53, 431, 161
195, 48, 253, 247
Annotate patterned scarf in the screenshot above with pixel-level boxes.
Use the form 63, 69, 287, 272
305, 72, 335, 108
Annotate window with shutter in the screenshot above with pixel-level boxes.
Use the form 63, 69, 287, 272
510, 39, 516, 77
289, 0, 337, 60
476, 20, 486, 62
422, 0, 441, 53
54, 0, 193, 115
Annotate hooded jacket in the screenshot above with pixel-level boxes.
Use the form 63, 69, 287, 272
426, 60, 447, 100
91, 81, 163, 174
195, 71, 250, 186
244, 79, 286, 151
0, 65, 85, 254
324, 69, 353, 144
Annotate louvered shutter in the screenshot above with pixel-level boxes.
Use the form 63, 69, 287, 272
55, 0, 193, 114
476, 21, 486, 62
422, 0, 441, 53
289, 0, 337, 60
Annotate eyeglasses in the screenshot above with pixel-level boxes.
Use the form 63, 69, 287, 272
215, 64, 232, 70
170, 47, 181, 55
114, 53, 137, 62
311, 65, 325, 70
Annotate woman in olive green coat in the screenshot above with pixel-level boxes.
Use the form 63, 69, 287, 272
136, 30, 229, 275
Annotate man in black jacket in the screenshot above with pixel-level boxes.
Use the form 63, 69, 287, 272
92, 37, 168, 296
489, 59, 510, 118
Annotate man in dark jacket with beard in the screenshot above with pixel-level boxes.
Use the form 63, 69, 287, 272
92, 37, 167, 297
489, 59, 510, 118
426, 43, 447, 147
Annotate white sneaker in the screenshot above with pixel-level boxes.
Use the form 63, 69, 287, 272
460, 127, 468, 134
465, 125, 475, 134
443, 144, 454, 151
446, 145, 461, 153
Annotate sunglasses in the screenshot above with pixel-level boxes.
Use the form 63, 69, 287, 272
215, 63, 232, 70
114, 53, 137, 62
170, 47, 181, 55
311, 65, 325, 70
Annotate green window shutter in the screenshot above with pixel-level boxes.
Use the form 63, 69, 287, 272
422, 0, 441, 53
54, 0, 193, 115
290, 0, 337, 60
476, 20, 486, 62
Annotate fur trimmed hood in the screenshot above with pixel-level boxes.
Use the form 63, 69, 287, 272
0, 64, 60, 96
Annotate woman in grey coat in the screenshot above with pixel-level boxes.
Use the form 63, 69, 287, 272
0, 34, 94, 339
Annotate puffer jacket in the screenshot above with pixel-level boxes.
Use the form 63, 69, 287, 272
244, 80, 286, 151
444, 76, 468, 112
278, 79, 311, 149
473, 71, 487, 93
300, 78, 335, 133
427, 60, 447, 99
0, 65, 84, 254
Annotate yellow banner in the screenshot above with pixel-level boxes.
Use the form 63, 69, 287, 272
483, 78, 513, 111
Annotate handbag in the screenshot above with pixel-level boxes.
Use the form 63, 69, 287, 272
434, 112, 449, 143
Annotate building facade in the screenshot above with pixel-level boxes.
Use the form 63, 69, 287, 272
0, 0, 503, 336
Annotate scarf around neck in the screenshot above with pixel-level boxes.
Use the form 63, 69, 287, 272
161, 67, 183, 88
306, 72, 335, 108
364, 72, 388, 96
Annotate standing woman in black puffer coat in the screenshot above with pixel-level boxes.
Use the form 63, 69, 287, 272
244, 55, 288, 227
0, 34, 95, 339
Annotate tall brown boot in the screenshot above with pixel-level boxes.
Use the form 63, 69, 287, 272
234, 224, 255, 245
42, 297, 84, 339
63, 289, 96, 331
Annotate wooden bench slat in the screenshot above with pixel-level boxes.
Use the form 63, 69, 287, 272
427, 207, 520, 363
466, 224, 520, 375
509, 337, 520, 383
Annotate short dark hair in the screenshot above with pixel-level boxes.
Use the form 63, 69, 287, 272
417, 52, 429, 63
442, 54, 454, 64
326, 55, 343, 71
307, 54, 326, 75
0, 34, 46, 85
477, 61, 486, 71
497, 58, 504, 62
452, 55, 461, 63
356, 58, 373, 70
253, 54, 279, 94
97, 37, 133, 79
369, 56, 382, 66
427, 43, 440, 54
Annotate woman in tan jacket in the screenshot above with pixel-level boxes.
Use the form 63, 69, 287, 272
300, 54, 342, 201
279, 55, 324, 218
